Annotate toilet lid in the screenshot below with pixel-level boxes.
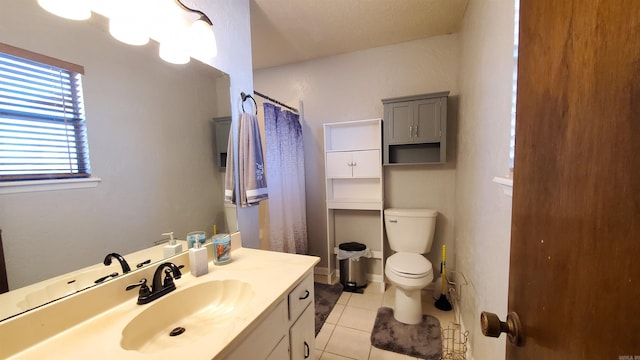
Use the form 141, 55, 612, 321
387, 253, 433, 278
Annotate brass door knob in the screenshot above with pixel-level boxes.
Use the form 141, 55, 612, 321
480, 311, 523, 346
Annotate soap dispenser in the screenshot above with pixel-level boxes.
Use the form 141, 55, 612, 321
162, 232, 183, 258
188, 237, 209, 277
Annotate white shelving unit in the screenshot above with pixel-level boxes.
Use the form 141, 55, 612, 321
323, 119, 385, 289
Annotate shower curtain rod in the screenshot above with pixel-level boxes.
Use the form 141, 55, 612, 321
253, 90, 299, 113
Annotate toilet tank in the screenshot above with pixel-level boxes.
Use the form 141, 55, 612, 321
384, 208, 438, 253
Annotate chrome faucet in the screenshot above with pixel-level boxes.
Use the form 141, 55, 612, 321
103, 253, 131, 274
126, 262, 182, 305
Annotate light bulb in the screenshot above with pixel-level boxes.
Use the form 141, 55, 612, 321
189, 17, 217, 60
109, 18, 149, 46
37, 0, 91, 20
159, 34, 191, 65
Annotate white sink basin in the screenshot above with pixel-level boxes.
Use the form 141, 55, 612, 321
120, 280, 254, 354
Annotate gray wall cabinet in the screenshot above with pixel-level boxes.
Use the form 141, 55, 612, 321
214, 116, 231, 169
382, 92, 449, 165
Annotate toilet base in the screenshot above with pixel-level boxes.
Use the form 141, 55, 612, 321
393, 287, 423, 325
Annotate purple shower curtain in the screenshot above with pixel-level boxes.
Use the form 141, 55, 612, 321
263, 103, 307, 254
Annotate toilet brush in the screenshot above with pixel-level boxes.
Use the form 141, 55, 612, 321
435, 244, 452, 311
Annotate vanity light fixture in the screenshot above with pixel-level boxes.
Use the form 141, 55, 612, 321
37, 0, 92, 20
37, 0, 217, 64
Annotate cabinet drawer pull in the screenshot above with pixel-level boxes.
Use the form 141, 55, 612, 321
415, 125, 419, 137
409, 125, 413, 138
299, 289, 310, 300
304, 341, 310, 358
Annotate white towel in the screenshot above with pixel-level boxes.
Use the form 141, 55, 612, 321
238, 112, 268, 206
224, 127, 235, 203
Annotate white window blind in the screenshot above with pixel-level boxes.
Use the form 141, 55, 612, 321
0, 43, 91, 181
510, 0, 520, 170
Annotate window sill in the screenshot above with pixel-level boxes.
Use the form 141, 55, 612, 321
493, 176, 513, 197
0, 177, 101, 195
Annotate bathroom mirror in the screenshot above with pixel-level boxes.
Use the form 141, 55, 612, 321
0, 0, 237, 321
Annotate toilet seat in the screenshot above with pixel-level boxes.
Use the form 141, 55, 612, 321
386, 253, 433, 279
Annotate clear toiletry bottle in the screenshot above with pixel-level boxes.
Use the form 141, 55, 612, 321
188, 234, 209, 277
162, 232, 183, 258
187, 231, 206, 249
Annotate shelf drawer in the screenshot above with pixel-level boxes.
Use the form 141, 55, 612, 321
288, 273, 314, 321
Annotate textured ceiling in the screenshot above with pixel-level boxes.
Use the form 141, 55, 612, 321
250, 0, 468, 69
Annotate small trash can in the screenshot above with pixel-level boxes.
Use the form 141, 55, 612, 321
338, 242, 368, 289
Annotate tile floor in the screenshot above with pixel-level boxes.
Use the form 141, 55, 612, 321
315, 283, 456, 360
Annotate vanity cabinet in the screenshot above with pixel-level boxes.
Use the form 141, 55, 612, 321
288, 272, 315, 360
222, 272, 315, 360
382, 92, 449, 165
323, 119, 385, 290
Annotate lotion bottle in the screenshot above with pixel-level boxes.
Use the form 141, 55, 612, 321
162, 232, 183, 258
189, 238, 209, 277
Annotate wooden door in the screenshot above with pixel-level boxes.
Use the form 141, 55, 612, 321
506, 0, 640, 358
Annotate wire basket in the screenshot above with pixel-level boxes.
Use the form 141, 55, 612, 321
441, 323, 469, 360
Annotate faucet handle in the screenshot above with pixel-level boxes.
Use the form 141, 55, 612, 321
126, 278, 150, 297
163, 268, 175, 288
136, 259, 151, 268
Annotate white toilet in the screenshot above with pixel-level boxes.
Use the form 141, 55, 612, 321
384, 208, 438, 324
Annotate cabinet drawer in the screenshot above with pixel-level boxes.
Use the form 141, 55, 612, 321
288, 273, 314, 321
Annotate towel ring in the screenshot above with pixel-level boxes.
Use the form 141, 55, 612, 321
241, 92, 258, 115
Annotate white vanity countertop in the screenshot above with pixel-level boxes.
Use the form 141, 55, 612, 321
2, 247, 319, 359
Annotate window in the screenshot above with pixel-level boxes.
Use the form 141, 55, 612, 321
0, 43, 91, 182
510, 0, 520, 170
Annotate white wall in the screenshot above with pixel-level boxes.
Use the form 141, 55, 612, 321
456, 0, 515, 358
254, 35, 459, 280
0, 0, 255, 287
